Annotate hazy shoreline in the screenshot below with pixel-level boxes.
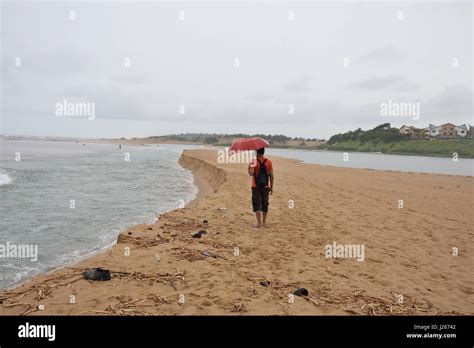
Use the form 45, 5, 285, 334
3, 135, 473, 159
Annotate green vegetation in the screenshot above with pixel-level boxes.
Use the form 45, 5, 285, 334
149, 133, 323, 144
321, 124, 474, 158
326, 123, 407, 145
147, 127, 474, 157
149, 133, 324, 148
203, 136, 219, 144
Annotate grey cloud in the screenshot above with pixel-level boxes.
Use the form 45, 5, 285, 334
244, 94, 274, 103
356, 46, 402, 63
284, 75, 313, 94
424, 85, 473, 119
274, 95, 310, 104
1, 1, 472, 139
351, 76, 419, 91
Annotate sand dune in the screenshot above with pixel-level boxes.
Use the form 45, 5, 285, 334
1, 149, 472, 315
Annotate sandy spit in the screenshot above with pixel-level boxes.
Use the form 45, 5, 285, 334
0, 149, 472, 315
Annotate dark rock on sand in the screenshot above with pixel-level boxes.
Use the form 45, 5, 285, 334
82, 268, 111, 281
292, 288, 309, 297
192, 229, 207, 238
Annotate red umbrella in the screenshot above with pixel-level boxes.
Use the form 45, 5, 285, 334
229, 137, 270, 152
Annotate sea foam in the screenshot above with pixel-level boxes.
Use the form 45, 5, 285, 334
0, 171, 12, 186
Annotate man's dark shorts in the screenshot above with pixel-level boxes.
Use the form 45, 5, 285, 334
252, 187, 270, 212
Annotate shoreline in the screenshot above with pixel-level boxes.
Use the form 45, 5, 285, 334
0, 152, 202, 293
0, 151, 219, 294
1, 149, 472, 315
181, 156, 220, 208
4, 136, 472, 160
3, 149, 467, 292
321, 147, 474, 159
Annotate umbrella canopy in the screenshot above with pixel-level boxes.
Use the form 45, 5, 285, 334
229, 137, 270, 152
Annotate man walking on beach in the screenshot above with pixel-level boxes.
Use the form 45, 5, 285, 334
248, 148, 273, 228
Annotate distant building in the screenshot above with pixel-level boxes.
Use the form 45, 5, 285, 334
455, 124, 469, 137
440, 123, 456, 138
399, 125, 412, 135
428, 124, 443, 138
421, 127, 430, 139
399, 125, 429, 139
429, 123, 469, 139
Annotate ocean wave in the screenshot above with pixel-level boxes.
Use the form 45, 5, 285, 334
0, 263, 42, 289
0, 146, 201, 290
0, 170, 12, 186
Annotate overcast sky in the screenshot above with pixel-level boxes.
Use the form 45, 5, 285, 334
1, 0, 472, 139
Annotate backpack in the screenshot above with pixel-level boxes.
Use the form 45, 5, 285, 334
255, 159, 269, 188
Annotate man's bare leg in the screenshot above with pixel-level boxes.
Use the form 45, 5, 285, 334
262, 211, 268, 226
253, 211, 262, 228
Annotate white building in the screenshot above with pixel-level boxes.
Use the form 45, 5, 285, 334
428, 124, 442, 137
455, 124, 469, 137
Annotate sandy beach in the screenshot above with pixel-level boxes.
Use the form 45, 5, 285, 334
0, 149, 472, 315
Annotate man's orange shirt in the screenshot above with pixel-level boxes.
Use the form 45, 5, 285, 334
251, 157, 273, 188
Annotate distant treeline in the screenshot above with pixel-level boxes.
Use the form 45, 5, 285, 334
321, 123, 474, 157
326, 123, 407, 145
149, 133, 325, 144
